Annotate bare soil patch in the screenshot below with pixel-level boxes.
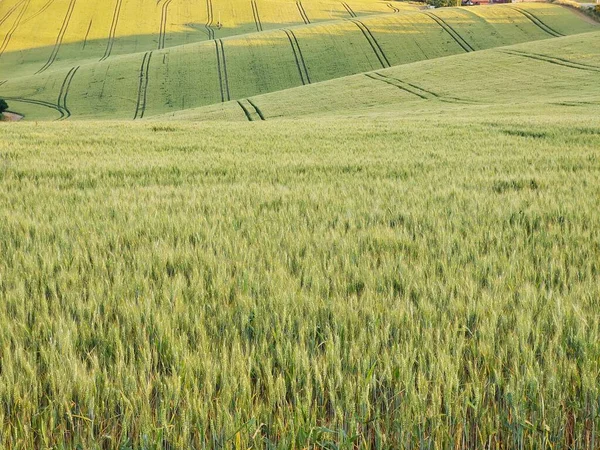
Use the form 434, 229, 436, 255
1, 112, 24, 122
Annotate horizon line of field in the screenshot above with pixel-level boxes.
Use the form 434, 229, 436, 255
0, 0, 405, 74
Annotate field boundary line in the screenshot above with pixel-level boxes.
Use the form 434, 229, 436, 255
349, 19, 390, 68
501, 49, 600, 72
296, 1, 310, 24
36, 0, 76, 72
509, 7, 563, 37
341, 2, 356, 17
133, 51, 152, 119
158, 0, 173, 49
22, 0, 55, 24
251, 0, 263, 32
57, 65, 79, 119
283, 29, 310, 84
0, 0, 30, 58
424, 11, 473, 52
100, 0, 123, 61
205, 0, 214, 39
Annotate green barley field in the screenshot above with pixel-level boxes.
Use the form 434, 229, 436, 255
1, 0, 599, 448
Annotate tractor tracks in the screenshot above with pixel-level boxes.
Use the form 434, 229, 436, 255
424, 11, 474, 53
0, 0, 30, 58
0, 0, 26, 28
2, 96, 66, 119
387, 3, 399, 13
22, 0, 55, 25
100, 0, 122, 61
510, 7, 563, 38
349, 19, 390, 68
134, 51, 153, 119
365, 72, 472, 103
251, 0, 263, 32
341, 2, 356, 18
57, 65, 79, 119
205, 0, 214, 39
158, 0, 173, 49
296, 1, 310, 24
36, 0, 75, 72
215, 39, 230, 102
237, 98, 265, 121
283, 29, 310, 85
501, 49, 600, 73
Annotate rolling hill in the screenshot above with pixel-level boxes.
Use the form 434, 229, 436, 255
0, 2, 597, 120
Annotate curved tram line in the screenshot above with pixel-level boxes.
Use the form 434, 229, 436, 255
158, 0, 173, 50
1, 97, 67, 120
57, 66, 80, 119
134, 51, 153, 119
296, 1, 310, 24
0, 0, 30, 58
100, 0, 123, 61
251, 0, 263, 32
0, 0, 26, 28
424, 11, 474, 53
283, 28, 310, 85
349, 19, 390, 68
22, 0, 55, 25
36, 0, 77, 73
215, 39, 230, 102
205, 0, 215, 39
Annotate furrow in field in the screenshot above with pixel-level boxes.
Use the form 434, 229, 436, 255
283, 29, 310, 85
424, 11, 474, 52
251, 0, 263, 32
509, 6, 563, 38
501, 49, 600, 72
133, 51, 152, 119
349, 19, 389, 68
57, 65, 79, 119
100, 0, 123, 61
296, 1, 310, 24
0, 0, 29, 57
341, 2, 356, 18
34, 0, 75, 72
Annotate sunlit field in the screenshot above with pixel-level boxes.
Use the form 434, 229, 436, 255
1, 0, 599, 448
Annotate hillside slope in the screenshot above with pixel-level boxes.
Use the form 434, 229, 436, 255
160, 29, 600, 121
0, 3, 596, 120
